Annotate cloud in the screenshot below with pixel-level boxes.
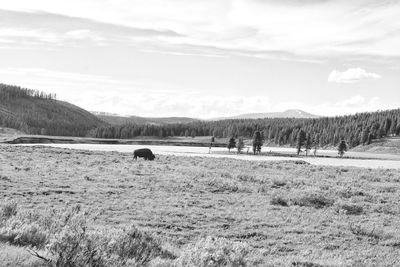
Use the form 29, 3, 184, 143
1, 1, 400, 60
328, 68, 381, 83
0, 9, 181, 48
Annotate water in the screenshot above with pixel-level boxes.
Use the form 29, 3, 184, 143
20, 143, 400, 169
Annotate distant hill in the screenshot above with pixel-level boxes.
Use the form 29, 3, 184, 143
0, 83, 106, 136
95, 113, 200, 125
211, 109, 319, 120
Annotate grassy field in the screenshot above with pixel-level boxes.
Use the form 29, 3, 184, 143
1, 145, 400, 266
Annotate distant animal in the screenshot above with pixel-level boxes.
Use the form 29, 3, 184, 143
133, 148, 155, 160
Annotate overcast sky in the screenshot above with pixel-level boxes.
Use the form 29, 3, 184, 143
0, 0, 399, 118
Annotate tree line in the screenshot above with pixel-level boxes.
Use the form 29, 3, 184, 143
93, 108, 400, 148
0, 83, 56, 101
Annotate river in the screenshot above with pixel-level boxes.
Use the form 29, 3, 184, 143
19, 143, 400, 169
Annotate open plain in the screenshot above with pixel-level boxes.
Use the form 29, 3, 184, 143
1, 145, 400, 266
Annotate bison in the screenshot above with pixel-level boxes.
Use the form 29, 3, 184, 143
133, 148, 155, 160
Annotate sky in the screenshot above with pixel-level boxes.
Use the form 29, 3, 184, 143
0, 0, 399, 118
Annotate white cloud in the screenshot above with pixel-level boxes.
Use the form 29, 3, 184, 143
1, 1, 400, 60
328, 68, 381, 83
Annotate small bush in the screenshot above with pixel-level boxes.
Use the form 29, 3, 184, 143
349, 223, 387, 240
270, 195, 288, 207
292, 194, 334, 209
336, 203, 363, 215
271, 179, 287, 188
291, 261, 325, 267
48, 214, 175, 267
174, 236, 250, 267
0, 219, 47, 248
0, 199, 18, 221
208, 179, 240, 193
293, 160, 310, 165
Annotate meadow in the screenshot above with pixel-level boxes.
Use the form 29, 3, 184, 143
1, 144, 400, 266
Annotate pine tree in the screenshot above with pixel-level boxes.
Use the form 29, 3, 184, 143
338, 140, 347, 158
227, 137, 236, 152
304, 133, 312, 157
313, 133, 320, 156
236, 137, 245, 154
252, 130, 263, 154
296, 130, 306, 155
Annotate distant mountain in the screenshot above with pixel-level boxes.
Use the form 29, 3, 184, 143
0, 83, 106, 136
211, 109, 319, 120
95, 109, 318, 125
96, 114, 200, 125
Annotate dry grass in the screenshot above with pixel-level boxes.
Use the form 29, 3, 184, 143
1, 144, 400, 266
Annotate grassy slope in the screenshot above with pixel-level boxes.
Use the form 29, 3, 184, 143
1, 145, 400, 266
352, 137, 400, 154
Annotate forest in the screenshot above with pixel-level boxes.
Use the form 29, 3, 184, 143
93, 109, 400, 148
0, 83, 105, 136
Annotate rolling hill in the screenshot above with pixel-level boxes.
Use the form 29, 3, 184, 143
94, 113, 200, 125
94, 109, 317, 125
0, 83, 106, 136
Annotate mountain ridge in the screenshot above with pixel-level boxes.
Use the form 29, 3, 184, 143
209, 109, 319, 120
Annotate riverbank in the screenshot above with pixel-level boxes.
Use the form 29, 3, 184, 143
3, 135, 228, 147
1, 145, 400, 266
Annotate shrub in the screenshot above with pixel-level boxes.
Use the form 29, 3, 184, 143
0, 219, 47, 248
291, 261, 325, 267
335, 203, 363, 215
208, 179, 240, 193
349, 223, 387, 240
271, 179, 287, 188
47, 214, 175, 267
174, 236, 250, 267
0, 199, 18, 221
270, 195, 288, 207
292, 193, 334, 209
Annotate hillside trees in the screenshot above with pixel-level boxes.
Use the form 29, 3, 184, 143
92, 108, 400, 148
0, 83, 104, 136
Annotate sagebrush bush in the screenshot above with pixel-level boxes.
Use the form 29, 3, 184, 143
0, 201, 177, 266
335, 203, 363, 215
0, 219, 47, 248
292, 193, 334, 209
47, 211, 176, 267
270, 195, 288, 207
0, 199, 18, 221
174, 236, 250, 267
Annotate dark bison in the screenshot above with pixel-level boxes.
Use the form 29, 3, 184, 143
133, 148, 155, 160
